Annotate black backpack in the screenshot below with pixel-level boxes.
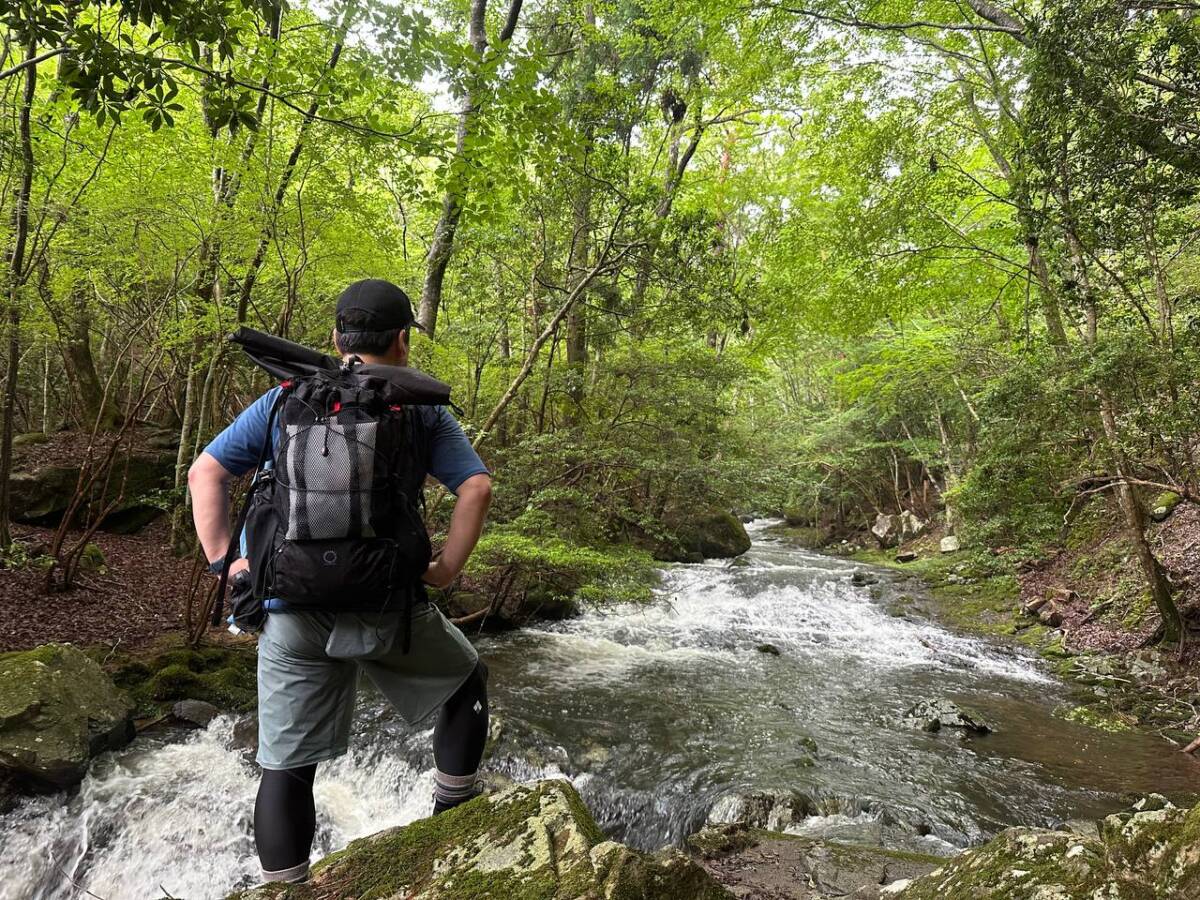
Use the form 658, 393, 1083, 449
212, 328, 457, 650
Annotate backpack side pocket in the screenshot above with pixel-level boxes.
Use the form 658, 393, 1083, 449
244, 475, 281, 599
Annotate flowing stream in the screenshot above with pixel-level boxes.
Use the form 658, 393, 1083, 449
3, 520, 1197, 899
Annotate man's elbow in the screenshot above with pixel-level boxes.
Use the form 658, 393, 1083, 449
188, 453, 229, 494
458, 473, 492, 506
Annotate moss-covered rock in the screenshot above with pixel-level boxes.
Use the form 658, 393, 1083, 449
897, 797, 1200, 899
111, 645, 258, 716
1150, 491, 1183, 522
8, 447, 173, 531
232, 780, 731, 900
12, 431, 50, 447
651, 509, 751, 563
0, 643, 134, 787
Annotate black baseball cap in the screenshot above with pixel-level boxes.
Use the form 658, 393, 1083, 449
335, 278, 423, 333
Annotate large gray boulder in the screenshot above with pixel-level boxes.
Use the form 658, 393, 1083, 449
871, 513, 900, 548
8, 444, 174, 532
0, 643, 134, 787
231, 780, 730, 899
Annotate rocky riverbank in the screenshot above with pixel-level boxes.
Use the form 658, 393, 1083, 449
222, 781, 1200, 900
229, 780, 730, 900
690, 793, 1200, 899
764, 500, 1200, 753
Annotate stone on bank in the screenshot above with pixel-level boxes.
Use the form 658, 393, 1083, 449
896, 795, 1200, 899
231, 780, 731, 900
0, 643, 134, 787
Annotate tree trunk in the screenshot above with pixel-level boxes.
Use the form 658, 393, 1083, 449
171, 345, 200, 546
418, 0, 524, 336
0, 25, 38, 548
1097, 391, 1181, 641
1063, 209, 1181, 642
564, 3, 598, 410
632, 94, 703, 311
236, 2, 356, 324
476, 252, 622, 448
61, 287, 121, 429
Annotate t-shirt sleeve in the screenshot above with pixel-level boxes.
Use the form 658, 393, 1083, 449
202, 387, 282, 476
427, 407, 490, 493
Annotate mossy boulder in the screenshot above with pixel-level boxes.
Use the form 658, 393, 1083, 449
8, 447, 173, 532
1150, 491, 1183, 522
648, 508, 751, 563
231, 780, 731, 900
112, 646, 258, 716
0, 643, 134, 787
897, 796, 1200, 899
12, 431, 50, 447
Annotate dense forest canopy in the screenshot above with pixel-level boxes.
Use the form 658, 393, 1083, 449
1, 0, 1197, 638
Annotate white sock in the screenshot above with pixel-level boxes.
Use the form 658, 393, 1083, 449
262, 860, 310, 884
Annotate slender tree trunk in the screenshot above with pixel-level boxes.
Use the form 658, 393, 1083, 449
476, 252, 622, 448
59, 287, 121, 429
957, 78, 1069, 348
632, 93, 703, 310
1062, 211, 1181, 641
171, 346, 199, 546
41, 344, 50, 433
236, 2, 356, 324
565, 163, 591, 407
1097, 391, 1181, 641
418, 0, 524, 336
1143, 209, 1174, 348
0, 26, 38, 548
564, 5, 598, 410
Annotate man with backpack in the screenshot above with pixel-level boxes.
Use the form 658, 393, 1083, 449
188, 279, 492, 886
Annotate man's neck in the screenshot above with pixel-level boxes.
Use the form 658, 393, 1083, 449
345, 353, 402, 366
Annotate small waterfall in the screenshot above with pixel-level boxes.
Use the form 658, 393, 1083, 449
1, 719, 435, 900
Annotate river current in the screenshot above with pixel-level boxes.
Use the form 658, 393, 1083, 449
3, 520, 1197, 899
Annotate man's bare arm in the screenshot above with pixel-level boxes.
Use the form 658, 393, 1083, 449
188, 451, 249, 577
423, 473, 492, 589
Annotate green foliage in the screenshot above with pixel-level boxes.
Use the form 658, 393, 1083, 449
1, 0, 1197, 633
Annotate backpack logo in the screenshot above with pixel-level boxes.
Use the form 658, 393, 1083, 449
323, 550, 339, 566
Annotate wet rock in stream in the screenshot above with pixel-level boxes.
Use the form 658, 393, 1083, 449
692, 824, 940, 899
694, 795, 1200, 899
902, 699, 991, 735
0, 643, 134, 788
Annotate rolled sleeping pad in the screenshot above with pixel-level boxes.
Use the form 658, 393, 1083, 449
228, 327, 455, 406
228, 326, 340, 380
356, 363, 453, 407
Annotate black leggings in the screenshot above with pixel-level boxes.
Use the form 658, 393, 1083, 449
254, 660, 490, 872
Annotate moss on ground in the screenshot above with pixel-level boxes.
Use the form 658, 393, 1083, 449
110, 644, 257, 716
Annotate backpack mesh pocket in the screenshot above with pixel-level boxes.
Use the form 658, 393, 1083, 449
280, 420, 378, 540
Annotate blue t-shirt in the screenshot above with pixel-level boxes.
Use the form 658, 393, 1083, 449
204, 386, 488, 492
203, 387, 489, 612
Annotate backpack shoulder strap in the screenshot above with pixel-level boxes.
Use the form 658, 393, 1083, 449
210, 387, 289, 627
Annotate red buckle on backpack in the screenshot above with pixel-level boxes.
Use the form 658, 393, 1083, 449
331, 401, 342, 413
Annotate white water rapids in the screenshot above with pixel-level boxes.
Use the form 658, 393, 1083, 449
3, 520, 1195, 899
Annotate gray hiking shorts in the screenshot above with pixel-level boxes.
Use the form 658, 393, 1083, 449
256, 603, 478, 770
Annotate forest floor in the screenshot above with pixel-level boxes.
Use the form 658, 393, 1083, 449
0, 517, 193, 654
829, 498, 1200, 750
